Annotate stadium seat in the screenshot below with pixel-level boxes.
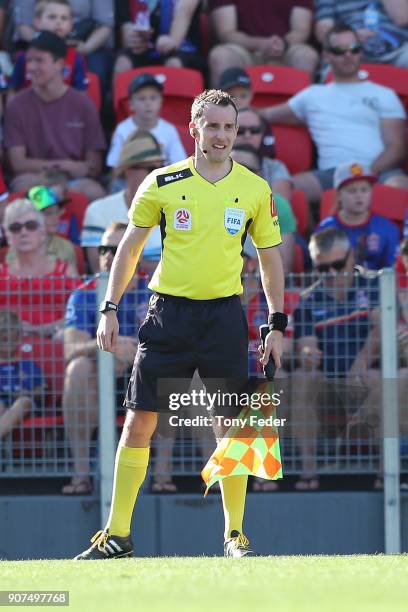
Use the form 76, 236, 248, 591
246, 65, 310, 108
86, 72, 101, 110
175, 124, 195, 156
19, 336, 65, 406
293, 242, 305, 273
291, 190, 309, 237
114, 66, 204, 124
320, 184, 408, 230
325, 64, 408, 112
273, 124, 314, 175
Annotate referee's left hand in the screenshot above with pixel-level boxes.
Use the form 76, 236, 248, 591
259, 330, 283, 370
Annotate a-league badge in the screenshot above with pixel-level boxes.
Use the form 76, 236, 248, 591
174, 208, 192, 231
224, 207, 245, 235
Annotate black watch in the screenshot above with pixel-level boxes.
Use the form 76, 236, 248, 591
99, 300, 118, 314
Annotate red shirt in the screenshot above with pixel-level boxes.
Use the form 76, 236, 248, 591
209, 0, 313, 38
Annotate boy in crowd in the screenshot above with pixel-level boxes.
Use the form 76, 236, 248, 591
107, 73, 186, 170
0, 310, 45, 440
9, 0, 87, 93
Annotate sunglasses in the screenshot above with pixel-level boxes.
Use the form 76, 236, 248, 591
327, 44, 363, 56
98, 245, 118, 256
237, 126, 262, 136
8, 220, 41, 233
314, 249, 351, 274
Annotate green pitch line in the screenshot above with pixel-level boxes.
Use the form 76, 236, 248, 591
1, 556, 408, 612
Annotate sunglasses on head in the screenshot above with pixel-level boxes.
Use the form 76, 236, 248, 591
237, 126, 262, 136
98, 245, 118, 257
327, 43, 363, 56
8, 220, 41, 233
314, 249, 351, 274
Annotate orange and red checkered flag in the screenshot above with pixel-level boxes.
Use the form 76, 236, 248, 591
201, 379, 283, 495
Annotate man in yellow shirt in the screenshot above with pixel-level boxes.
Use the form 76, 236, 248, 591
75, 89, 287, 560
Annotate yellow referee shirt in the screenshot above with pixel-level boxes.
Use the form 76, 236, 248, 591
129, 156, 281, 300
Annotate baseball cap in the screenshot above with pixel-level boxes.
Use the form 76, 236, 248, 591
28, 30, 66, 59
128, 73, 163, 96
219, 68, 251, 91
27, 186, 59, 211
334, 162, 377, 190
115, 131, 164, 176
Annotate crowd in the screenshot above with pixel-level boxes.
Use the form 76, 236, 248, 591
0, 0, 408, 493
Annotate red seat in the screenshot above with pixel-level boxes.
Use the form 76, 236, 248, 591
114, 66, 204, 124
19, 336, 65, 405
291, 189, 309, 237
246, 65, 310, 108
326, 63, 408, 112
86, 71, 101, 110
175, 124, 194, 156
320, 184, 408, 230
293, 243, 305, 273
273, 124, 313, 174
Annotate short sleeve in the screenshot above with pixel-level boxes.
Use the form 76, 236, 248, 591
248, 183, 282, 249
81, 202, 105, 247
288, 87, 314, 122
90, 0, 114, 28
65, 289, 96, 335
128, 174, 162, 228
4, 97, 26, 148
314, 0, 336, 21
165, 126, 187, 164
376, 87, 406, 119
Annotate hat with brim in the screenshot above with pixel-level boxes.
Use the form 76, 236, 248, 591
219, 67, 251, 91
115, 131, 164, 176
334, 162, 377, 190
27, 185, 59, 210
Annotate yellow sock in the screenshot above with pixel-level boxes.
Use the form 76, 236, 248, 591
220, 475, 248, 541
105, 446, 150, 537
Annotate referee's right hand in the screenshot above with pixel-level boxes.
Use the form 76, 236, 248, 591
97, 311, 119, 353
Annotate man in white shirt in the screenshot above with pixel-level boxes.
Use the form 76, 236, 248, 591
261, 24, 408, 206
81, 130, 164, 272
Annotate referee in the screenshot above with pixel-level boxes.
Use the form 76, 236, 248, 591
75, 90, 287, 560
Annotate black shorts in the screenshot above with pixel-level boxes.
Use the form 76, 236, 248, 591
124, 293, 248, 415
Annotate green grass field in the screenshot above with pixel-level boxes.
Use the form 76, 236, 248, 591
1, 556, 408, 612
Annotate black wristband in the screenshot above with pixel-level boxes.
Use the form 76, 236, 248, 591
268, 312, 288, 333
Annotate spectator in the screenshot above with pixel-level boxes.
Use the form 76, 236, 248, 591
0, 198, 78, 337
315, 0, 408, 68
39, 167, 81, 244
208, 0, 319, 86
9, 0, 88, 93
261, 24, 408, 207
82, 131, 164, 272
5, 186, 78, 271
317, 162, 400, 270
0, 168, 9, 246
62, 222, 146, 495
219, 67, 276, 159
4, 31, 106, 201
292, 228, 381, 489
114, 0, 203, 76
12, 0, 114, 94
397, 238, 408, 367
107, 72, 186, 170
0, 310, 46, 440
235, 107, 292, 201
230, 144, 297, 272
